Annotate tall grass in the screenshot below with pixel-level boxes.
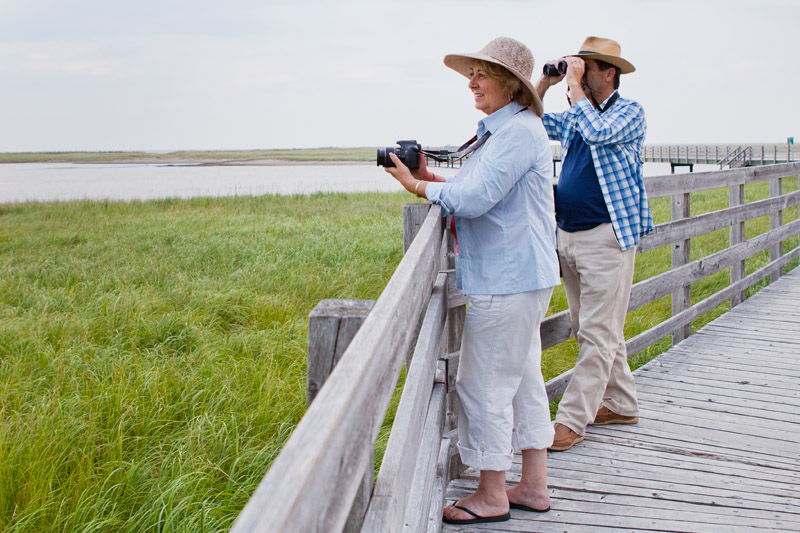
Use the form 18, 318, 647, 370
0, 193, 419, 531
0, 176, 797, 531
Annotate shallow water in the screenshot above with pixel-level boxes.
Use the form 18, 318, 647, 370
0, 162, 714, 204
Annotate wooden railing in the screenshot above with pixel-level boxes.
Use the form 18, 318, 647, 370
231, 161, 800, 533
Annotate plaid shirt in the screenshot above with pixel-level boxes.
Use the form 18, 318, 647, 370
544, 92, 653, 250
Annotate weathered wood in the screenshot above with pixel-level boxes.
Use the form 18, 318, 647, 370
643, 162, 800, 198
638, 190, 800, 253
448, 270, 800, 531
625, 245, 800, 355
231, 206, 445, 533
770, 176, 783, 282
403, 379, 447, 533
539, 310, 572, 350
545, 368, 573, 401
671, 191, 691, 343
425, 438, 451, 533
729, 182, 746, 306
307, 299, 375, 406
362, 273, 448, 532
628, 219, 800, 313
404, 203, 431, 253
307, 300, 376, 533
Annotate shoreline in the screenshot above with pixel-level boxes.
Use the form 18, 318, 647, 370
1, 158, 374, 167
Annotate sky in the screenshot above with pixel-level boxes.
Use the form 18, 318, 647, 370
1, 0, 798, 152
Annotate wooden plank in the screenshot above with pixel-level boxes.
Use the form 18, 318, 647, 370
671, 191, 691, 342
638, 190, 800, 252
232, 206, 445, 533
403, 381, 447, 533
425, 438, 451, 533
730, 182, 746, 306
543, 437, 800, 486
404, 203, 431, 253
636, 390, 800, 425
644, 162, 800, 198
363, 273, 448, 532
625, 245, 800, 356
628, 219, 800, 312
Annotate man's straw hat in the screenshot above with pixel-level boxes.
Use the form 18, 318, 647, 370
444, 36, 544, 118
571, 36, 635, 74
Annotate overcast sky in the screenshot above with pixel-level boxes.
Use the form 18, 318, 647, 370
1, 0, 798, 152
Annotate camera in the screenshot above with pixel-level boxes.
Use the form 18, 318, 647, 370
377, 140, 421, 170
543, 60, 568, 77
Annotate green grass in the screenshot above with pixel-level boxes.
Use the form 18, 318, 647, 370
1, 177, 797, 531
0, 148, 377, 164
0, 193, 422, 531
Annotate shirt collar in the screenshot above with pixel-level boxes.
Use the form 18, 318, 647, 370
477, 102, 525, 137
599, 91, 619, 111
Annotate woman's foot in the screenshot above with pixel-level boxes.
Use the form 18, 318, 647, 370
443, 491, 509, 523
506, 484, 550, 512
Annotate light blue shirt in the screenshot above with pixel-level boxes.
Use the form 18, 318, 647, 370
425, 102, 560, 295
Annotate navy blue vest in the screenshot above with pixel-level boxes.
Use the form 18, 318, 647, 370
555, 133, 611, 232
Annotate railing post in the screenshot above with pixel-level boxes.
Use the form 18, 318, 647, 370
729, 183, 746, 307
770, 176, 783, 281
404, 203, 432, 254
671, 192, 691, 343
307, 299, 375, 533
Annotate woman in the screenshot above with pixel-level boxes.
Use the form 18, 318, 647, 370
385, 37, 560, 525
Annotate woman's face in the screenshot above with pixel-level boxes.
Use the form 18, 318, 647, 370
467, 64, 509, 115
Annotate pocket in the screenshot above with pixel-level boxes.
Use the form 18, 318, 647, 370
467, 294, 493, 310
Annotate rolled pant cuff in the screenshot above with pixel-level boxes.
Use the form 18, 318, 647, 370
513, 425, 555, 452
458, 443, 513, 471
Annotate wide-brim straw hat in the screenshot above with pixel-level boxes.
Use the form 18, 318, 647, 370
571, 36, 635, 74
444, 36, 544, 118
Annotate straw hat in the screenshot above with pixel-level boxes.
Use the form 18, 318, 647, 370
444, 36, 544, 117
572, 36, 635, 74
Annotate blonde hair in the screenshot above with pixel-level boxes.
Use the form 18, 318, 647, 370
475, 59, 535, 108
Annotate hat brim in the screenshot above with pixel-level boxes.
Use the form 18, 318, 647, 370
572, 51, 635, 74
444, 53, 544, 118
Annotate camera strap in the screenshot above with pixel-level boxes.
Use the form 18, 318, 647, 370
418, 132, 491, 163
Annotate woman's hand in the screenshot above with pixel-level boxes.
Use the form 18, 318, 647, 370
384, 152, 426, 198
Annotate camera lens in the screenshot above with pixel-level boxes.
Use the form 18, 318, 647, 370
376, 147, 395, 168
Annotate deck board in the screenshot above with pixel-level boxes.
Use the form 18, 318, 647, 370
442, 268, 800, 532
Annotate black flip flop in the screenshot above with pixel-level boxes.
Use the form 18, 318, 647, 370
442, 503, 511, 525
510, 502, 551, 513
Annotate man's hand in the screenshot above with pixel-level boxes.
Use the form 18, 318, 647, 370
565, 56, 588, 105
535, 59, 566, 99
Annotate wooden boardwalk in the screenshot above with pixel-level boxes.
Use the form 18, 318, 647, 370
443, 267, 800, 532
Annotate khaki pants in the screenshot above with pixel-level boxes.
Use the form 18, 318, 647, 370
555, 223, 638, 435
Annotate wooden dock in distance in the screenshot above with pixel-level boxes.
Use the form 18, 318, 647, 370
444, 267, 800, 532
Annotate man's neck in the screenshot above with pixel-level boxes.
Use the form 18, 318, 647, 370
590, 87, 615, 109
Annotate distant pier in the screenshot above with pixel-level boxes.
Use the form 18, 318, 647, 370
426, 143, 799, 174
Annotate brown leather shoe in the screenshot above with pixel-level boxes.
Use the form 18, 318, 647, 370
549, 423, 584, 451
592, 406, 639, 425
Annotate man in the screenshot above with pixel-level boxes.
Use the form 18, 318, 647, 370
535, 36, 653, 451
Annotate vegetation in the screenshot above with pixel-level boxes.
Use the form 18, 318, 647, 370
0, 176, 797, 531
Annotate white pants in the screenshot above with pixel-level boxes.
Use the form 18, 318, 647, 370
456, 287, 555, 471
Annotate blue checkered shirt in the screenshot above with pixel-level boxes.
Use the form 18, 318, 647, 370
543, 92, 653, 250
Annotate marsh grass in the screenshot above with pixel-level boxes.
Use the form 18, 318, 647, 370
0, 193, 421, 531
1, 177, 797, 531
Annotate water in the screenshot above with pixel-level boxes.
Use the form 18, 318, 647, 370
0, 162, 715, 204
